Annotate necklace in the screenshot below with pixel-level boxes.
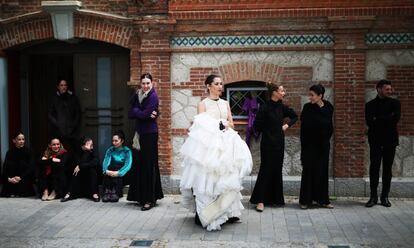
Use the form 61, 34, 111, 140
218, 103, 225, 130
207, 98, 225, 130
215, 99, 223, 120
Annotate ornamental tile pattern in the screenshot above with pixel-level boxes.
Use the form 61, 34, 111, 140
170, 34, 335, 48
366, 33, 414, 44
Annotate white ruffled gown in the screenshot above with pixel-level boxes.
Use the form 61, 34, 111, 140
180, 98, 253, 231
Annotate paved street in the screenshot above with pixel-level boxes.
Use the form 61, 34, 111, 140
0, 195, 413, 248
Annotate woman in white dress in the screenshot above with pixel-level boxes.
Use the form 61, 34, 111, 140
180, 74, 253, 231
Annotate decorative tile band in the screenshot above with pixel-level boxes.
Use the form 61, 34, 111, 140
366, 33, 414, 45
170, 34, 335, 48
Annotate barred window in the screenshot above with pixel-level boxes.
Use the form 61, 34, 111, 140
224, 81, 266, 120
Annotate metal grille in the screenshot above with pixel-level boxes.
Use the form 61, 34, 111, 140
130, 240, 153, 247
226, 87, 266, 119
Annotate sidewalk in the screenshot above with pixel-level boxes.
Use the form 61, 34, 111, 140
0, 196, 413, 248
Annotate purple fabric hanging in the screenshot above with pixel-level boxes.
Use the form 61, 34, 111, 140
242, 97, 259, 147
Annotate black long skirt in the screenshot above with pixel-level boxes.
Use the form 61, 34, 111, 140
127, 133, 164, 204
250, 146, 285, 205
299, 142, 330, 205
67, 167, 99, 198
1, 179, 35, 197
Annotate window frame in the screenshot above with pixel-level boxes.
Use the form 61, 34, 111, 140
226, 86, 267, 120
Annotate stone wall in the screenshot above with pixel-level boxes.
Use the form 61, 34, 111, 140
366, 50, 414, 177
171, 51, 334, 176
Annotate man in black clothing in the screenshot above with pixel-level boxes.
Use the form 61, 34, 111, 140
47, 79, 81, 151
365, 79, 401, 208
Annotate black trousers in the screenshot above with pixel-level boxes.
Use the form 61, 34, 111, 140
66, 167, 98, 198
103, 164, 123, 196
38, 166, 67, 197
369, 143, 396, 198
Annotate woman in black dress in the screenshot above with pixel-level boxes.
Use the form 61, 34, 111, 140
61, 137, 100, 202
299, 84, 334, 209
1, 131, 35, 197
250, 82, 298, 212
127, 73, 164, 211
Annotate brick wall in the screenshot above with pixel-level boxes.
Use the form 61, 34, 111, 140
0, 0, 40, 19
1, 1, 414, 179
170, 0, 414, 11
170, 2, 414, 21
0, 14, 52, 49
333, 49, 366, 177
0, 0, 167, 19
367, 66, 414, 137
388, 66, 414, 136
140, 33, 172, 175
74, 14, 133, 48
172, 67, 219, 97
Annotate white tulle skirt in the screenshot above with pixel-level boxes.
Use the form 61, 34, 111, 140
180, 113, 252, 231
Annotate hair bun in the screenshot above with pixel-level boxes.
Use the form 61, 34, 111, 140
266, 81, 280, 92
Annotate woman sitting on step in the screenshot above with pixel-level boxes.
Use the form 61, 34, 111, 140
101, 130, 132, 203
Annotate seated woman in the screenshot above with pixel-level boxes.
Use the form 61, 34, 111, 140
102, 130, 132, 203
61, 137, 100, 202
38, 138, 69, 201
1, 131, 35, 197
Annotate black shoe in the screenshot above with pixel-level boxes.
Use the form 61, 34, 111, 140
102, 194, 110, 202
109, 189, 119, 202
110, 195, 119, 202
102, 189, 111, 202
92, 195, 100, 202
194, 212, 202, 226
60, 194, 72, 202
226, 217, 240, 223
380, 197, 391, 207
141, 202, 153, 211
365, 197, 378, 207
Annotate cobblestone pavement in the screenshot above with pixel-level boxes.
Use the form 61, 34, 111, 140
0, 196, 413, 248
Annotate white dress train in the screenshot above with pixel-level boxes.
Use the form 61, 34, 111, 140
180, 98, 253, 231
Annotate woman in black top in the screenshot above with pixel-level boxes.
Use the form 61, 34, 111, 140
61, 137, 100, 202
299, 84, 334, 209
1, 131, 35, 197
250, 82, 298, 212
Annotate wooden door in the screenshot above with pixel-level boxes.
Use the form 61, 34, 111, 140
74, 54, 132, 160
28, 55, 73, 157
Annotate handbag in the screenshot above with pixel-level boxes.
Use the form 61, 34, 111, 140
132, 131, 140, 151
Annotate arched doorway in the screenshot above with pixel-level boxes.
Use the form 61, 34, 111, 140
14, 39, 133, 160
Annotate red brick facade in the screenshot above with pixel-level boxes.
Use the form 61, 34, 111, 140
1, 1, 414, 178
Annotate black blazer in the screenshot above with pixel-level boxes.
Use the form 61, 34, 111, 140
365, 96, 401, 146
